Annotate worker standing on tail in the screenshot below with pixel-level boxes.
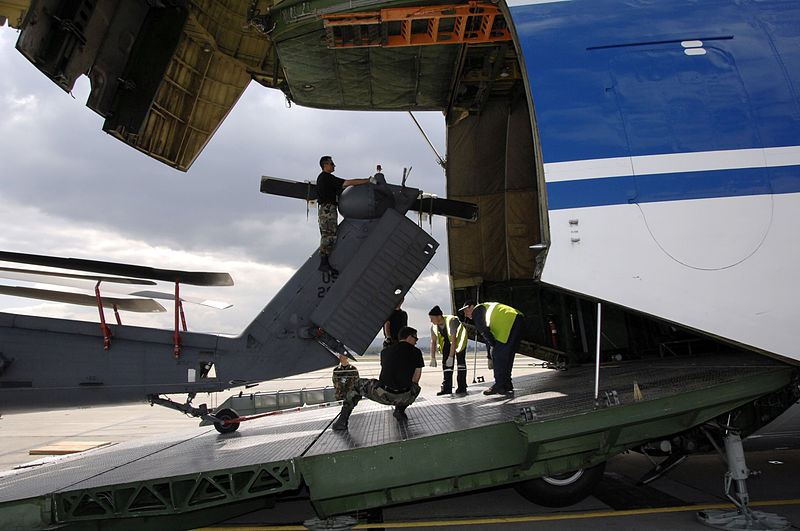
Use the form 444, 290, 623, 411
459, 300, 524, 396
316, 156, 369, 274
428, 305, 468, 396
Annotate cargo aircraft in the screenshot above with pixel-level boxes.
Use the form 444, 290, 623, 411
0, 0, 799, 523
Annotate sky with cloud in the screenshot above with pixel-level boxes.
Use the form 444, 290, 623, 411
0, 25, 451, 341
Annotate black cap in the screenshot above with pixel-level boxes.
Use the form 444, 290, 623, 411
428, 305, 443, 316
458, 299, 477, 311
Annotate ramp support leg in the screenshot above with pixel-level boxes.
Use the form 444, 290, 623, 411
697, 431, 789, 530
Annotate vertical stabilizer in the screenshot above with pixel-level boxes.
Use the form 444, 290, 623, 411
312, 209, 438, 353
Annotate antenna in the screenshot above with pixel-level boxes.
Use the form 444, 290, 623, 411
402, 166, 412, 187
408, 112, 445, 169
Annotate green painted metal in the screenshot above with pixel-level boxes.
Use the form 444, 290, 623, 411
45, 460, 300, 527
0, 498, 52, 530
304, 368, 794, 517
2, 368, 794, 528
300, 422, 528, 501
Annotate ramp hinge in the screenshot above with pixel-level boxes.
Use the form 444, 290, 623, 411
602, 390, 620, 408
517, 405, 538, 423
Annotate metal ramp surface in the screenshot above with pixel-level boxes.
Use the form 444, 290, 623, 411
0, 354, 793, 528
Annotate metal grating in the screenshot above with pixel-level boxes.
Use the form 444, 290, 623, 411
305, 353, 788, 455
0, 353, 788, 506
0, 412, 333, 503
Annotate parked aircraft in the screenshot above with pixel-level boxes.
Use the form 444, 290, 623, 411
0, 178, 462, 425
1, 0, 799, 517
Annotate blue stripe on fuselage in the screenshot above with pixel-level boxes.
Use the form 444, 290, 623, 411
546, 165, 799, 210
508, 0, 800, 208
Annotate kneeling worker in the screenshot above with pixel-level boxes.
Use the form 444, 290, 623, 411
332, 326, 424, 431
459, 300, 525, 396
428, 305, 468, 396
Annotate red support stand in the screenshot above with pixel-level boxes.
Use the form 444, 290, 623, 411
173, 280, 182, 358
179, 299, 187, 332
94, 281, 112, 350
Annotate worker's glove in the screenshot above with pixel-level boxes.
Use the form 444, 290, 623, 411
429, 358, 437, 367
445, 356, 454, 368
369, 175, 378, 184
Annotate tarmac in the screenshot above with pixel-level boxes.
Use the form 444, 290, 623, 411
1, 353, 799, 530
0, 351, 513, 471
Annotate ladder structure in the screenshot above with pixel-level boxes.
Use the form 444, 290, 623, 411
323, 2, 511, 49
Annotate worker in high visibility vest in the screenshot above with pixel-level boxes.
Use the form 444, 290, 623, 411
428, 305, 469, 396
459, 299, 525, 396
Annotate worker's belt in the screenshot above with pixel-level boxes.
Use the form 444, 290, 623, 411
380, 384, 411, 394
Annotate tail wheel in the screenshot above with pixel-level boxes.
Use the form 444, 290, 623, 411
514, 462, 606, 507
213, 408, 241, 434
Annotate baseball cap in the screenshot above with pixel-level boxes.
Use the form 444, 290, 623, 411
458, 299, 477, 311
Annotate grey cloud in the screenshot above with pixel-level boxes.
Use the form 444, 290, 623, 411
0, 30, 450, 334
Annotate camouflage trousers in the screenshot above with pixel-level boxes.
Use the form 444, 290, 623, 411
332, 364, 360, 401
318, 203, 338, 256
345, 378, 421, 408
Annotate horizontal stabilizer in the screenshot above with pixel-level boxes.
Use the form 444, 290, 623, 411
0, 266, 157, 286
260, 176, 478, 221
261, 176, 318, 201
413, 194, 478, 222
0, 251, 233, 286
0, 286, 166, 313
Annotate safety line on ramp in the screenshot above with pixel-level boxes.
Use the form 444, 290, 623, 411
195, 497, 800, 529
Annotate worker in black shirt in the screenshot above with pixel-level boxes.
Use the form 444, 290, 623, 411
317, 156, 369, 273
332, 326, 424, 430
383, 298, 408, 346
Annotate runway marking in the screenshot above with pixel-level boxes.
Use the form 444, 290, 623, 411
195, 498, 800, 529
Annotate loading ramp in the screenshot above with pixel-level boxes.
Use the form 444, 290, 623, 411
0, 354, 794, 529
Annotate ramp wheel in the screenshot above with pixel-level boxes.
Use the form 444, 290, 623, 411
214, 408, 240, 434
514, 462, 606, 507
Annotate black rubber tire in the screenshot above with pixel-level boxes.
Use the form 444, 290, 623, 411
213, 408, 240, 434
514, 462, 606, 507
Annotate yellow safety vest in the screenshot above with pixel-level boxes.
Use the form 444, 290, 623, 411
480, 302, 522, 344
432, 315, 468, 354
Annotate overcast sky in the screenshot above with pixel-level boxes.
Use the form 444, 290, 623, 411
0, 26, 451, 341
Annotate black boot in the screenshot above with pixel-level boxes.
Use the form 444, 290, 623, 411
332, 402, 354, 430
318, 255, 338, 275
393, 405, 408, 421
